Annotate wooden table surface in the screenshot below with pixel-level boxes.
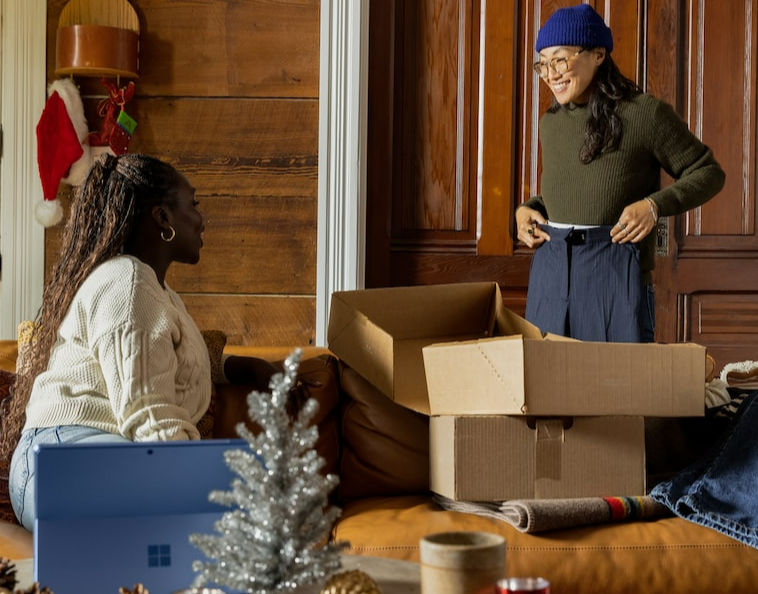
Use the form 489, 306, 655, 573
12, 555, 421, 594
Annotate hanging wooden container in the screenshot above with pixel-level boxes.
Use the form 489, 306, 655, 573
55, 0, 140, 78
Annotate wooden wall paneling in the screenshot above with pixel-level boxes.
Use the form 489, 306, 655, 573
600, 0, 644, 84
137, 0, 319, 98
47, 0, 320, 99
679, 0, 757, 250
650, 0, 758, 363
44, 0, 321, 346
687, 292, 758, 371
393, 0, 478, 246
181, 294, 316, 347
365, 0, 395, 288
44, 193, 317, 296
477, 0, 517, 256
164, 194, 316, 295
125, 98, 319, 199
644, 0, 681, 344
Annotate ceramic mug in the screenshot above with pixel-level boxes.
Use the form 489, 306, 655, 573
420, 531, 506, 594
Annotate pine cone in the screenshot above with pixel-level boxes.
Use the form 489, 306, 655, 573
119, 584, 149, 594
321, 570, 381, 594
0, 558, 17, 591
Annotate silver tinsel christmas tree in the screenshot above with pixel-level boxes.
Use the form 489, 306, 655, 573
190, 349, 347, 594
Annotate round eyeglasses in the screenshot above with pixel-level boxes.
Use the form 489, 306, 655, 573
533, 49, 586, 78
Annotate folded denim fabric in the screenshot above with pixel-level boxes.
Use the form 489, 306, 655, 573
651, 390, 758, 550
433, 493, 671, 533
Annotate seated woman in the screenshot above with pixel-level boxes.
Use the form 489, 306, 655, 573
2, 153, 280, 531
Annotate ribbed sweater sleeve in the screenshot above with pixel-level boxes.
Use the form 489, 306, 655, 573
24, 256, 210, 441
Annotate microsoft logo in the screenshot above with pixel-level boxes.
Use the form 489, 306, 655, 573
148, 544, 171, 567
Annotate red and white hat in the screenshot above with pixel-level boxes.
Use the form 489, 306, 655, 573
34, 78, 92, 227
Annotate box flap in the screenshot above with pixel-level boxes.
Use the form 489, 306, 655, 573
495, 306, 544, 339
423, 336, 528, 415
329, 282, 500, 340
328, 282, 502, 412
328, 291, 395, 397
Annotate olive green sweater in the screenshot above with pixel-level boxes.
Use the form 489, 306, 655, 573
522, 93, 725, 281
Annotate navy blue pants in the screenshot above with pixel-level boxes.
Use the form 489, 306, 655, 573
525, 225, 654, 343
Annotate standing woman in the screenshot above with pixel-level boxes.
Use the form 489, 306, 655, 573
515, 4, 725, 342
2, 154, 278, 531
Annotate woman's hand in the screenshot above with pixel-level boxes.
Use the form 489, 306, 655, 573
516, 206, 550, 247
611, 198, 659, 244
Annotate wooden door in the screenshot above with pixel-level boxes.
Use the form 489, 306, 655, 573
366, 0, 758, 371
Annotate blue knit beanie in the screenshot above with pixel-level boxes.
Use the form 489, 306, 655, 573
536, 4, 614, 53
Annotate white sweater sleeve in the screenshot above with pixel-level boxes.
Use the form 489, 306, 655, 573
94, 322, 201, 441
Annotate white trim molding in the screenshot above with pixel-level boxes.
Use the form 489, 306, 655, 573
315, 0, 370, 346
0, 0, 47, 339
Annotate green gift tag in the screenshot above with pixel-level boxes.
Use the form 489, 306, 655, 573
116, 110, 138, 135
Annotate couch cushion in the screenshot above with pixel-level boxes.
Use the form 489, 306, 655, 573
195, 330, 228, 439
333, 495, 758, 594
0, 370, 18, 525
0, 341, 18, 373
337, 363, 429, 501
213, 354, 341, 483
0, 520, 32, 559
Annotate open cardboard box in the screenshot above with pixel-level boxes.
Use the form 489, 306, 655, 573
430, 415, 646, 500
328, 281, 706, 417
327, 282, 686, 500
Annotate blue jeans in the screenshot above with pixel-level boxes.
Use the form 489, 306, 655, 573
525, 225, 654, 343
651, 391, 758, 549
9, 426, 129, 531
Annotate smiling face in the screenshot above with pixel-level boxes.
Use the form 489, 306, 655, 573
537, 46, 606, 105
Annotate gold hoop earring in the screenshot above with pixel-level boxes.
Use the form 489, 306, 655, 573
161, 226, 176, 242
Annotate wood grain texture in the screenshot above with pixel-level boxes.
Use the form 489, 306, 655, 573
680, 0, 757, 246
44, 0, 320, 345
477, 0, 517, 256
47, 0, 320, 98
165, 194, 316, 295
688, 293, 758, 371
44, 192, 316, 296
183, 294, 316, 347
125, 98, 319, 198
396, 0, 474, 234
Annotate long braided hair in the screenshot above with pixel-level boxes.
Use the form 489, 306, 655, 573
0, 153, 182, 465
548, 52, 641, 163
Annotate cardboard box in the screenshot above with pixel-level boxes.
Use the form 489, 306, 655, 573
430, 415, 646, 501
328, 282, 706, 417
423, 305, 706, 417
328, 282, 500, 414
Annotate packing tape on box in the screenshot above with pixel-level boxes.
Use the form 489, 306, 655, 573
535, 419, 564, 491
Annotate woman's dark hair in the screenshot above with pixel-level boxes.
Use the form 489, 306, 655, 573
549, 52, 641, 163
0, 154, 182, 466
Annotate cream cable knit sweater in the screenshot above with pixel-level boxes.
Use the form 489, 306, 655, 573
23, 255, 210, 441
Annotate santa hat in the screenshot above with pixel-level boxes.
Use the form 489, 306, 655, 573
35, 78, 91, 227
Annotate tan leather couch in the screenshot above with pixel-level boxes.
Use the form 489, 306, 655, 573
2, 342, 758, 594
